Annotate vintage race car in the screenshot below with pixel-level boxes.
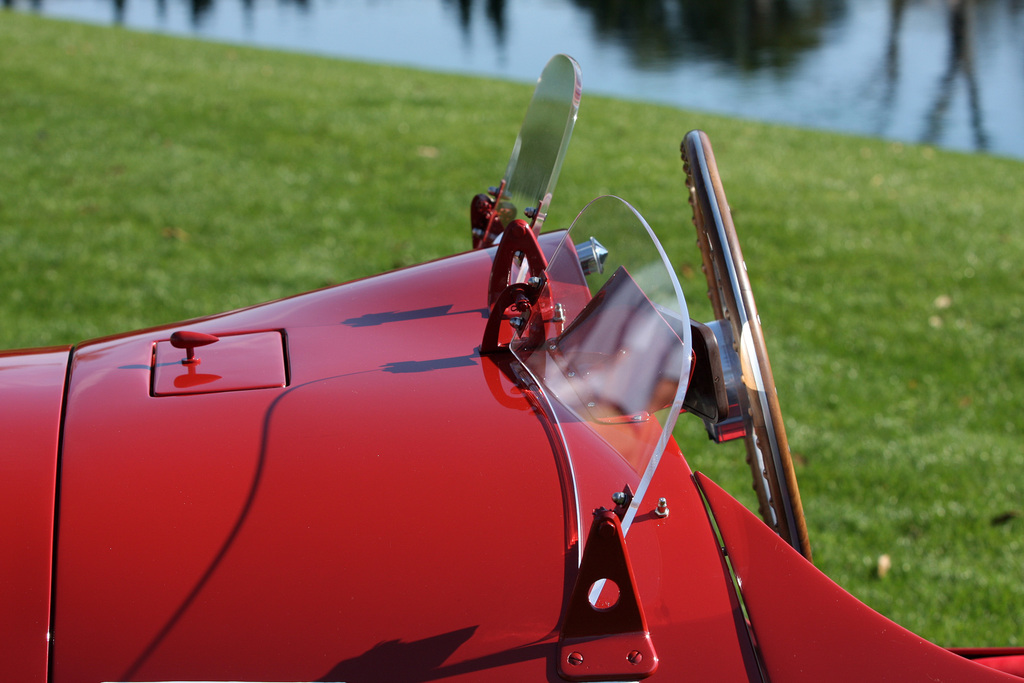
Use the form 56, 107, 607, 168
3, 54, 1023, 682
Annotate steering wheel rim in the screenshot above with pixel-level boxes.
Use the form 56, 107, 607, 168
681, 130, 812, 561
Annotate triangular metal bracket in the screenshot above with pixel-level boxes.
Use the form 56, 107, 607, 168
558, 509, 658, 681
486, 219, 548, 306
480, 219, 549, 354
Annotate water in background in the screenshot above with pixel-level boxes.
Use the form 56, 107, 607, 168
8, 0, 1024, 159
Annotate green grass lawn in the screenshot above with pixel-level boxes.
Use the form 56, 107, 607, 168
3, 11, 1023, 647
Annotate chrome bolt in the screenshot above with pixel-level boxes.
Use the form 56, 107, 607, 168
611, 491, 628, 506
655, 497, 670, 518
567, 652, 584, 666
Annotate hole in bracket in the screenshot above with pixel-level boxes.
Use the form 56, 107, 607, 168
588, 579, 620, 611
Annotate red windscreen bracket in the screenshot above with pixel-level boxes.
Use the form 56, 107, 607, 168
487, 219, 548, 307
558, 509, 658, 681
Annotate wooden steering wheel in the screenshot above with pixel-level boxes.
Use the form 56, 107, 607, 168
681, 130, 812, 560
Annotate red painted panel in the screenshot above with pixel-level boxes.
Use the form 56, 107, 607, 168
52, 247, 574, 682
0, 346, 70, 683
697, 473, 1020, 682
620, 447, 762, 682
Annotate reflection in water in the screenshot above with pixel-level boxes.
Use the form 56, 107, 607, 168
874, 0, 989, 150
879, 0, 906, 128
131, 0, 310, 27
923, 0, 989, 150
569, 0, 845, 73
10, 0, 1024, 156
443, 0, 507, 45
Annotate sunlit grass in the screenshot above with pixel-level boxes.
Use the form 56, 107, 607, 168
2, 11, 1023, 647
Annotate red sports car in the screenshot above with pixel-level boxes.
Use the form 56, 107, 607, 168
3, 54, 1022, 682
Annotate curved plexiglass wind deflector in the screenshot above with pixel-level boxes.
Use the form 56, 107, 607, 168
496, 55, 582, 236
511, 196, 693, 539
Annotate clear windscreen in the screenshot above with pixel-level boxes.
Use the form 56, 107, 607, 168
510, 196, 692, 534
496, 54, 582, 234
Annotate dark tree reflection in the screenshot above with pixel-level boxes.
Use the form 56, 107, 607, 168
567, 0, 847, 72
440, 0, 845, 71
442, 0, 507, 45
162, 0, 308, 27
923, 0, 989, 150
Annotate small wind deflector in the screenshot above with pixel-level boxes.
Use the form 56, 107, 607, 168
471, 55, 582, 248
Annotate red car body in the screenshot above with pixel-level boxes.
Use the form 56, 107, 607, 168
2, 55, 1022, 683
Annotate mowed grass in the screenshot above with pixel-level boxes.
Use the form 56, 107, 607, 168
3, 12, 1023, 647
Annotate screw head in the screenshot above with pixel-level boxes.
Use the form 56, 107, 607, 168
567, 651, 584, 666
627, 650, 643, 665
